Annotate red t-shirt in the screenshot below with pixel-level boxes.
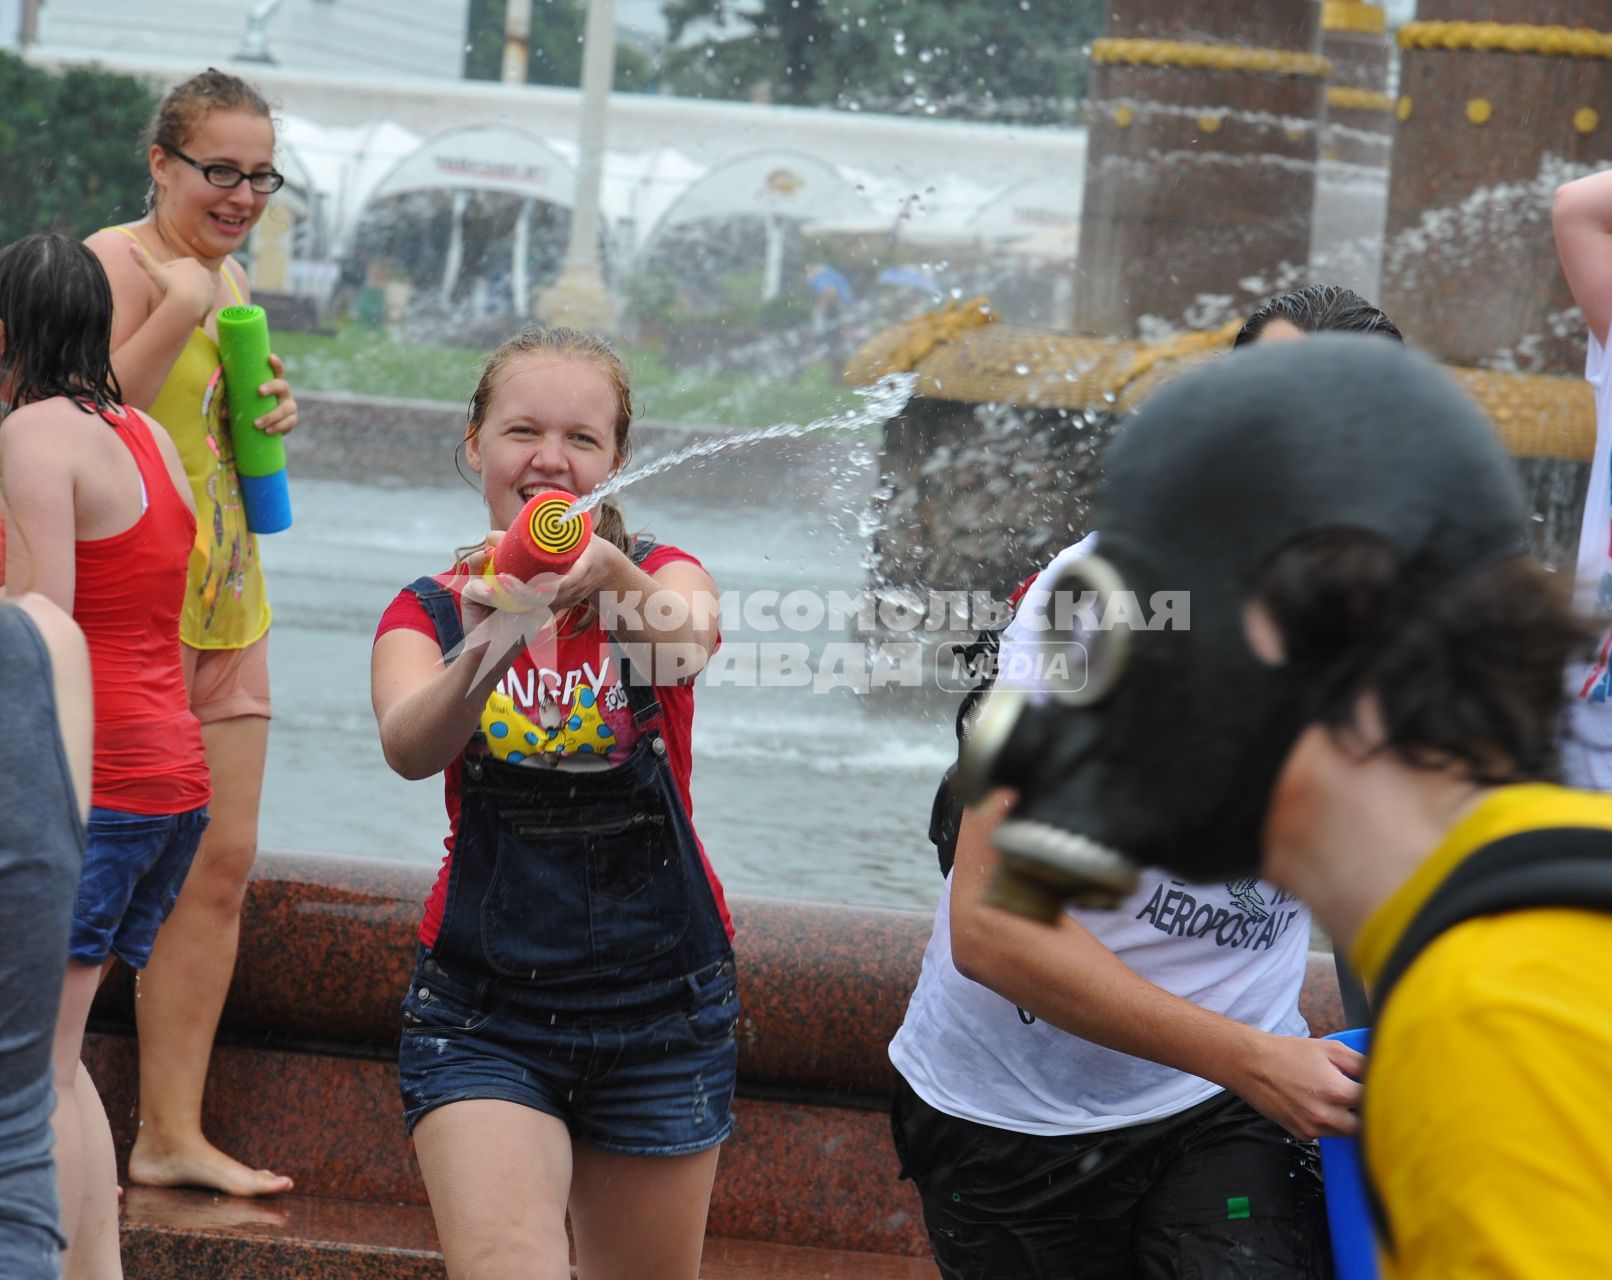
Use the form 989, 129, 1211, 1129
77, 405, 210, 814
374, 545, 732, 948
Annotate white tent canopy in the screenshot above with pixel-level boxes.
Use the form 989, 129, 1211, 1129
640, 150, 877, 297
969, 176, 1083, 258
276, 114, 423, 255
368, 125, 578, 208
645, 150, 873, 245
598, 146, 707, 258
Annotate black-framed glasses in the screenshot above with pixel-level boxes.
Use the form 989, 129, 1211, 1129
164, 145, 284, 194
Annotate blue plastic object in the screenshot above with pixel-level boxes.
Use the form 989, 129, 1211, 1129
237, 469, 293, 535
1318, 1027, 1376, 1280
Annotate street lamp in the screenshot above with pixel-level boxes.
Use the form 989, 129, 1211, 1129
537, 0, 620, 332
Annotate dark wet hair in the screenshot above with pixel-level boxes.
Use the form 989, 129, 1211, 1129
0, 234, 123, 415
1234, 284, 1404, 348
1254, 529, 1587, 784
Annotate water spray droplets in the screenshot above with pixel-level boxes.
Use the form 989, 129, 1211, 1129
568, 374, 918, 517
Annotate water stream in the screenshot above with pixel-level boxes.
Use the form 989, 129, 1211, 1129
568, 372, 916, 515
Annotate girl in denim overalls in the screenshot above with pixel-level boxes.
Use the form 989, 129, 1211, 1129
372, 327, 736, 1280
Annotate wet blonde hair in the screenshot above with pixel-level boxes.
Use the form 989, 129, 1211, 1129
464, 325, 636, 557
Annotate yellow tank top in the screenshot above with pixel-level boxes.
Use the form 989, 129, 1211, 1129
110, 227, 271, 650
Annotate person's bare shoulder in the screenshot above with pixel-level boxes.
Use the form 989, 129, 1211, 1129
222, 255, 251, 303
11, 593, 86, 669
0, 399, 96, 447
86, 226, 160, 315
10, 592, 93, 812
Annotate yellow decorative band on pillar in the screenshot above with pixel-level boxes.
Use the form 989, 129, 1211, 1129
866, 297, 998, 376
1090, 38, 1332, 79
1323, 2, 1387, 36
1326, 86, 1395, 112
1399, 22, 1612, 59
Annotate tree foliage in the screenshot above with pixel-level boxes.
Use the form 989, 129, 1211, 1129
659, 0, 1106, 124
0, 53, 158, 246
464, 0, 652, 92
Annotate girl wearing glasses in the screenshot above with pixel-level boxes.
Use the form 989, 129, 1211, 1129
85, 68, 295, 1200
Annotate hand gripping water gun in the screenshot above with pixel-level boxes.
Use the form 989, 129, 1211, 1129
1317, 1028, 1376, 1280
481, 489, 592, 609
216, 304, 292, 534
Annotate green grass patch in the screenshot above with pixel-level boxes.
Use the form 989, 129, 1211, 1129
271, 326, 483, 406
272, 325, 846, 429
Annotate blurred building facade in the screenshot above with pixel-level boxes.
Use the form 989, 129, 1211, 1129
21, 0, 469, 78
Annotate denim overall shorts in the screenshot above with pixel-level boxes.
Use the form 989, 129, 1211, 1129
397, 573, 739, 1156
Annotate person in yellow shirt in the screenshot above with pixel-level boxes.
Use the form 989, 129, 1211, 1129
1340, 787, 1612, 1275
85, 68, 295, 1198
956, 334, 1612, 1276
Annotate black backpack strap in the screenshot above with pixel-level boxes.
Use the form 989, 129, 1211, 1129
1363, 825, 1612, 1250
1373, 826, 1612, 1011
930, 576, 1040, 877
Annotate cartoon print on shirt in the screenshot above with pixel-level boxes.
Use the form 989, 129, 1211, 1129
481, 651, 633, 765
481, 686, 618, 762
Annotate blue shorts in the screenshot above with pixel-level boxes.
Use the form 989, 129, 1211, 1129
69, 807, 209, 969
399, 950, 739, 1157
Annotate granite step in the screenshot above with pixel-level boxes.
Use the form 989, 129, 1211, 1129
90, 853, 1346, 1277
119, 1187, 935, 1280
121, 1187, 441, 1280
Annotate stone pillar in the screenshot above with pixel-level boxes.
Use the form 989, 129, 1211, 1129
1310, 1, 1394, 299
1075, 0, 1326, 337
1382, 3, 1612, 372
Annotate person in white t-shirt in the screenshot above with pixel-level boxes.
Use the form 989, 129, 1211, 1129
889, 288, 1403, 1279
1552, 171, 1612, 791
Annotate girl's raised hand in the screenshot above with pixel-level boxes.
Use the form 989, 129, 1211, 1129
255, 353, 299, 436
458, 540, 504, 641
545, 535, 628, 617
460, 536, 554, 652
128, 241, 215, 325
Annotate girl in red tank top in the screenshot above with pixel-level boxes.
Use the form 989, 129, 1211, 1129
0, 233, 210, 1277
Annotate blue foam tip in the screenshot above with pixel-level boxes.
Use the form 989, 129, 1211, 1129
239, 469, 293, 534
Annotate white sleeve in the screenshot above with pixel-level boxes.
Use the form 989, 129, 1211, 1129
997, 533, 1099, 699
1563, 333, 1612, 790
1574, 335, 1612, 621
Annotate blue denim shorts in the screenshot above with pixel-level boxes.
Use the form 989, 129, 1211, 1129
398, 950, 740, 1157
69, 806, 209, 969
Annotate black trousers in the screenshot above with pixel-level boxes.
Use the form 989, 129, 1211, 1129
891, 1077, 1333, 1280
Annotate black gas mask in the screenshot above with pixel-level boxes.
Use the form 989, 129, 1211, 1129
957, 337, 1531, 919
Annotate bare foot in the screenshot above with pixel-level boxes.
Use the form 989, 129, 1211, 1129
128, 1136, 294, 1198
